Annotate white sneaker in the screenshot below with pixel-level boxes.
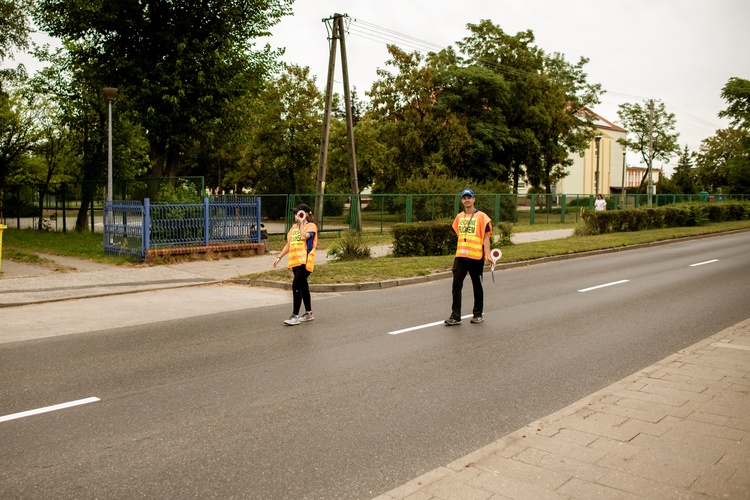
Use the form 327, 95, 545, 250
284, 315, 300, 326
299, 312, 314, 322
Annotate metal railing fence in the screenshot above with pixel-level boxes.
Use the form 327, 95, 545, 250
103, 196, 262, 259
5, 186, 749, 238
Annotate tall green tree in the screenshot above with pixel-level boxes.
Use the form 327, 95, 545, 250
0, 89, 40, 193
365, 45, 471, 192
438, 61, 510, 182
672, 145, 697, 194
227, 64, 323, 212
35, 0, 292, 181
617, 100, 680, 192
694, 78, 750, 194
695, 128, 747, 192
457, 23, 542, 191
456, 20, 600, 193
535, 53, 601, 193
25, 44, 150, 229
719, 77, 750, 130
0, 0, 33, 88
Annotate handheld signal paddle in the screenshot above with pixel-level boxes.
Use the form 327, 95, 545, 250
489, 248, 502, 283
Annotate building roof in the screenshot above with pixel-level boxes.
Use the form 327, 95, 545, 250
575, 107, 627, 133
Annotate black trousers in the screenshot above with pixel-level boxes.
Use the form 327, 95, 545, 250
291, 265, 312, 315
451, 257, 484, 319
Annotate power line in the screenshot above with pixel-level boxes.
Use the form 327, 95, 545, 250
350, 19, 445, 52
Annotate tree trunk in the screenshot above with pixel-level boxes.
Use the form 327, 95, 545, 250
75, 183, 94, 232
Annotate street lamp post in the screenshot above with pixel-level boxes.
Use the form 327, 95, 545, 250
102, 87, 118, 243
594, 135, 602, 196
621, 150, 627, 208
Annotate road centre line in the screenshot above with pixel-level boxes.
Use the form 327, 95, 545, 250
690, 259, 719, 267
389, 315, 473, 335
577, 280, 629, 293
0, 397, 100, 424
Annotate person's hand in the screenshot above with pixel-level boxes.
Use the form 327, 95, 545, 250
273, 257, 280, 268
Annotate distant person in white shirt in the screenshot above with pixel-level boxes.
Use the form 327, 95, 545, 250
594, 194, 607, 211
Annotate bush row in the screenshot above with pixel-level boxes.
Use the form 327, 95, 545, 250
581, 202, 750, 235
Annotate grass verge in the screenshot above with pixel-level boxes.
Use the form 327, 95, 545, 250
248, 220, 750, 284
3, 220, 749, 283
2, 229, 133, 265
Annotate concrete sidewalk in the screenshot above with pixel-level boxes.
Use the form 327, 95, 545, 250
377, 318, 750, 500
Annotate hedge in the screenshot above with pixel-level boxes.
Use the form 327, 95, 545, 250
581, 202, 750, 235
392, 221, 457, 257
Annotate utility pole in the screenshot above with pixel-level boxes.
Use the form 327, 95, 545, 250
647, 99, 654, 207
338, 14, 361, 231
621, 149, 627, 207
315, 14, 361, 231
594, 135, 602, 196
315, 14, 340, 223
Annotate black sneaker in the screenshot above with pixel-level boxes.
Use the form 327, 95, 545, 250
471, 316, 484, 324
444, 317, 461, 326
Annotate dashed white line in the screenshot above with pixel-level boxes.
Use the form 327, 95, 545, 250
690, 259, 719, 267
577, 280, 629, 293
389, 314, 473, 335
0, 397, 100, 424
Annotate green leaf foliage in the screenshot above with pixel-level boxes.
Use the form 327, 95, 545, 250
34, 0, 293, 179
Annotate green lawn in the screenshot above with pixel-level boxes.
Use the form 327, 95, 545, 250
4, 220, 750, 283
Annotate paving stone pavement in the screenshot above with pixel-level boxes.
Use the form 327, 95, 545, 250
375, 318, 750, 500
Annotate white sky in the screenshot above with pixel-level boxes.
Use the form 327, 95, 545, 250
6, 0, 750, 174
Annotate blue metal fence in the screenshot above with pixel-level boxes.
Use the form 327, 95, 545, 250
103, 200, 145, 259
103, 197, 262, 259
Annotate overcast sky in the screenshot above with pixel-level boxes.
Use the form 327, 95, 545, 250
7, 0, 749, 174
263, 0, 750, 172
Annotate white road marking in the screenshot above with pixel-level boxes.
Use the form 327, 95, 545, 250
389, 314, 473, 335
0, 397, 100, 424
577, 280, 629, 293
690, 259, 719, 267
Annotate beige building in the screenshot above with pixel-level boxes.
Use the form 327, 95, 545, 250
624, 165, 662, 189
553, 110, 627, 196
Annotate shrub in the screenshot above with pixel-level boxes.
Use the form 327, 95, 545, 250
392, 221, 456, 257
326, 231, 371, 261
494, 222, 514, 246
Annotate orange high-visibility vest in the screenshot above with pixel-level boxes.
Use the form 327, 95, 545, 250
453, 210, 492, 260
286, 222, 318, 272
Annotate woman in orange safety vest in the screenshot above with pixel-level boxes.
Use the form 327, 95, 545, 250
273, 203, 318, 326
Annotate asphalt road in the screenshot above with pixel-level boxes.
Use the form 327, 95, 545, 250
2, 232, 749, 499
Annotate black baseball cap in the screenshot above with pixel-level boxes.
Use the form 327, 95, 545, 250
292, 203, 311, 213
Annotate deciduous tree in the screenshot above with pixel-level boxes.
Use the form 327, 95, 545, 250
227, 64, 323, 210
35, 0, 292, 180
617, 100, 680, 192
0, 0, 33, 88
456, 20, 600, 193
719, 77, 750, 130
